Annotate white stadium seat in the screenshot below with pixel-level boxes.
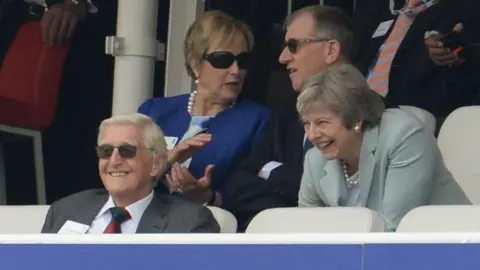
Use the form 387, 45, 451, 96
397, 205, 480, 232
437, 106, 480, 204
245, 207, 386, 233
0, 205, 49, 234
399, 105, 436, 134
206, 206, 237, 233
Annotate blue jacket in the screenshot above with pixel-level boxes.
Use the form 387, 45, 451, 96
139, 94, 270, 206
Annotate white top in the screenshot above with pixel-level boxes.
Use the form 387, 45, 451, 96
88, 191, 154, 234
345, 171, 361, 206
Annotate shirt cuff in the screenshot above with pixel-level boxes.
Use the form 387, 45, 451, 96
261, 161, 283, 180
85, 0, 98, 13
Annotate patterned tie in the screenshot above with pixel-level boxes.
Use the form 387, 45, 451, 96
367, 0, 421, 96
104, 207, 131, 234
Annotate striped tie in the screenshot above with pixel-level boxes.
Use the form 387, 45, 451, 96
104, 207, 131, 234
367, 0, 421, 96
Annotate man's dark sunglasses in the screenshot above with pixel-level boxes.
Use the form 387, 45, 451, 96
203, 51, 252, 69
96, 144, 138, 159
284, 38, 330, 54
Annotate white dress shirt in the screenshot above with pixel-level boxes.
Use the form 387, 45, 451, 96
88, 191, 154, 234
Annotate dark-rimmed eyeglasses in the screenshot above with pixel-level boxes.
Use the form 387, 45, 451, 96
284, 38, 330, 54
95, 144, 139, 159
203, 51, 252, 69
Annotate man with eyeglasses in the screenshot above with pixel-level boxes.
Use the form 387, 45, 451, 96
42, 113, 220, 234
226, 6, 356, 231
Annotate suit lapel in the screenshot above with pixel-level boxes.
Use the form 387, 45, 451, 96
136, 195, 168, 233
71, 191, 108, 226
319, 159, 348, 206
359, 126, 379, 206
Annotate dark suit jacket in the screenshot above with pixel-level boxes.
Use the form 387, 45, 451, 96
226, 98, 304, 231
41, 189, 220, 233
354, 0, 480, 117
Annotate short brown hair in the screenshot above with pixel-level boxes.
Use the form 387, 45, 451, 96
286, 6, 356, 61
184, 11, 254, 78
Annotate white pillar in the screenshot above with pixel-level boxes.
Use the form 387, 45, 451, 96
164, 0, 205, 97
107, 0, 160, 115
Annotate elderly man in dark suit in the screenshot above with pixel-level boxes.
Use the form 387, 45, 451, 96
41, 113, 220, 234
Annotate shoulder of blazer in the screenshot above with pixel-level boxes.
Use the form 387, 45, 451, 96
234, 99, 270, 122
138, 94, 189, 116
50, 189, 107, 206
51, 189, 108, 210
377, 108, 427, 149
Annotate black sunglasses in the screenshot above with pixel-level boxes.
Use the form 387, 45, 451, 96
95, 144, 138, 159
203, 51, 251, 69
284, 38, 330, 54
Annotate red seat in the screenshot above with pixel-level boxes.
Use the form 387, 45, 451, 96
0, 21, 70, 130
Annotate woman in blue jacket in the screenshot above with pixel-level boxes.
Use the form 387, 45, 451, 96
139, 10, 269, 208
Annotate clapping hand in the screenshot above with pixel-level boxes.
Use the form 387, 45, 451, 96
167, 133, 212, 165
166, 164, 215, 204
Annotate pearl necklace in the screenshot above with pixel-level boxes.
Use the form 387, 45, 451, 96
187, 90, 235, 115
342, 161, 360, 185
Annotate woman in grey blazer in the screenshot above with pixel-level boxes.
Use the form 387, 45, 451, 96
297, 64, 470, 231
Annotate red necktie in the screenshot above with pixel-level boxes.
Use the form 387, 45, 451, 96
104, 207, 131, 234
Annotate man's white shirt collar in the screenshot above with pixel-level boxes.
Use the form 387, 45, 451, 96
96, 191, 154, 225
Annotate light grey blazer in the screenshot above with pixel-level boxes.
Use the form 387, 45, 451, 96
299, 108, 470, 231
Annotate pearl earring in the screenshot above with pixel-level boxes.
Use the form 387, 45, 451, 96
354, 125, 360, 133
195, 79, 199, 84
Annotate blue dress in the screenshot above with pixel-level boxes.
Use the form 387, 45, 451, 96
138, 94, 270, 207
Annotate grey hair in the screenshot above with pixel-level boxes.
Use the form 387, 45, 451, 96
297, 64, 385, 130
98, 113, 167, 185
285, 5, 356, 61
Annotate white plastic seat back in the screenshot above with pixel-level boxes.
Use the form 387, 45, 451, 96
398, 205, 480, 232
245, 207, 386, 233
400, 105, 436, 134
207, 206, 237, 233
0, 205, 49, 233
437, 106, 480, 203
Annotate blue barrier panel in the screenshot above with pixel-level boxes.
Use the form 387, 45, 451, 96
364, 244, 480, 270
0, 244, 363, 270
